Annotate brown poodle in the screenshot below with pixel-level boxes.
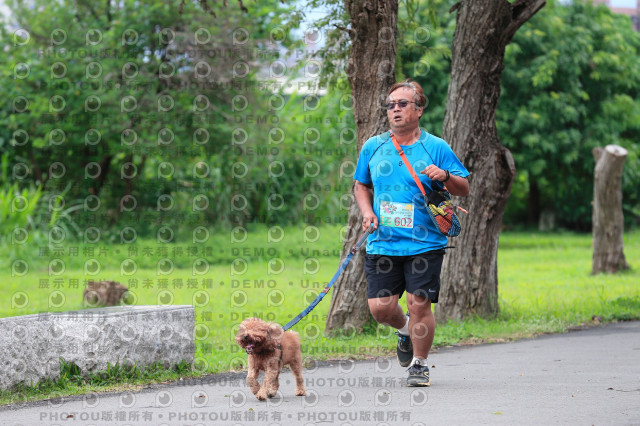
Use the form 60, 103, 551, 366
235, 317, 306, 400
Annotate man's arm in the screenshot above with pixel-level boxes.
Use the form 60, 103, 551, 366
421, 165, 470, 197
354, 180, 378, 231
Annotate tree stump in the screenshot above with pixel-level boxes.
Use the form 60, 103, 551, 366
592, 145, 630, 274
83, 280, 129, 306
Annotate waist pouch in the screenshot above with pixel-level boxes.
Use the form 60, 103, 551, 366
425, 190, 461, 237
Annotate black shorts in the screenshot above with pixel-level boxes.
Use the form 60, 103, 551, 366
364, 250, 445, 302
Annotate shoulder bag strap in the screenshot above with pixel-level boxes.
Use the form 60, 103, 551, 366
390, 133, 427, 197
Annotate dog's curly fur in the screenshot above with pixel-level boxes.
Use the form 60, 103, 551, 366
235, 317, 306, 400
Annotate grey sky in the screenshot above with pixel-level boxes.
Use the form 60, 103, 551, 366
610, 0, 638, 7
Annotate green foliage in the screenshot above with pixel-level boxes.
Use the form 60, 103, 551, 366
205, 88, 355, 227
499, 0, 640, 229
0, 181, 86, 264
287, 0, 350, 88
0, 0, 358, 234
59, 358, 82, 383
0, 0, 310, 234
0, 184, 43, 238
397, 0, 455, 138
605, 295, 640, 321
291, 0, 447, 88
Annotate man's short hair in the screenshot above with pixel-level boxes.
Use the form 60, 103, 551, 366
387, 78, 427, 108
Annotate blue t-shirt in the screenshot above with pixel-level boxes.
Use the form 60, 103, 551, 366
353, 130, 469, 255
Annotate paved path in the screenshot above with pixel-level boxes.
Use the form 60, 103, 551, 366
2, 321, 639, 425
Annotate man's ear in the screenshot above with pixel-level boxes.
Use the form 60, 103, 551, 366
268, 323, 284, 340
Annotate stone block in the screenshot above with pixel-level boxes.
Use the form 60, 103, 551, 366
0, 315, 59, 389
0, 305, 195, 390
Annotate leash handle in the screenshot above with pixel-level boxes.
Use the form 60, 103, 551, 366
351, 224, 374, 254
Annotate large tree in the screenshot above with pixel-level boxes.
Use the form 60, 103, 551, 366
325, 0, 399, 332
326, 0, 545, 330
437, 0, 545, 321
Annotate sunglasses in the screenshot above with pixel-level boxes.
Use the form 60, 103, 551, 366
385, 100, 417, 110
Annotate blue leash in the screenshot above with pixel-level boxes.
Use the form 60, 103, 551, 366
282, 226, 374, 331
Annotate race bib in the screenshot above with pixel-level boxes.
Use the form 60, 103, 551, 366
380, 201, 414, 228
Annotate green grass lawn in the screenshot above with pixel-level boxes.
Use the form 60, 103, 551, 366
1, 226, 638, 403
498, 232, 639, 325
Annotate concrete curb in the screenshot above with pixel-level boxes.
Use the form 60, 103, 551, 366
0, 306, 195, 390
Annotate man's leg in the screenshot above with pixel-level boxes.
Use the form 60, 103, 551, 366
406, 293, 434, 359
368, 295, 413, 367
403, 251, 443, 387
368, 295, 405, 329
405, 293, 433, 386
364, 254, 412, 366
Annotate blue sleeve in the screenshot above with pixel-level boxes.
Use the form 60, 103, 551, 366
434, 138, 469, 178
353, 139, 374, 185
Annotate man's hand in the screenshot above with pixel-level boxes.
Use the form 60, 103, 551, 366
361, 213, 378, 232
421, 164, 447, 182
420, 165, 470, 197
354, 180, 379, 231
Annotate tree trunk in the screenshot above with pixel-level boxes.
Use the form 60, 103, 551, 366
94, 155, 113, 196
528, 179, 540, 225
592, 145, 629, 274
325, 0, 398, 332
437, 0, 545, 322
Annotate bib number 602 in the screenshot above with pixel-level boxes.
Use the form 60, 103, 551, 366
394, 217, 412, 227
